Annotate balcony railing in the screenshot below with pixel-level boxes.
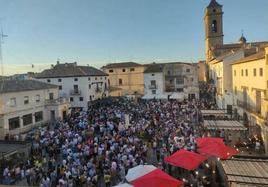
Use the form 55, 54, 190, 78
237, 99, 263, 118
70, 89, 81, 95
149, 85, 157, 89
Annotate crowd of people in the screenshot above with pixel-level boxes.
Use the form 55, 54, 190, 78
2, 97, 213, 187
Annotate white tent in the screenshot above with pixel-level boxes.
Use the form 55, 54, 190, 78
126, 165, 157, 182
113, 183, 134, 187
169, 93, 184, 100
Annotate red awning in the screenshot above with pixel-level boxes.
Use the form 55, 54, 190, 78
130, 169, 183, 187
164, 150, 207, 170
197, 138, 239, 159
196, 137, 224, 148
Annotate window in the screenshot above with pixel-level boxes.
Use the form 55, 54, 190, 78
89, 95, 92, 101
191, 78, 194, 82
88, 77, 91, 81
260, 68, 263, 76
253, 68, 257, 76
109, 69, 114, 73
79, 97, 83, 101
122, 69, 126, 72
89, 84, 91, 89
70, 97, 73, 102
105, 77, 107, 80
130, 68, 135, 72
177, 88, 184, 92
245, 69, 248, 76
49, 93, 54, 100
74, 78, 78, 81
241, 69, 244, 76
152, 90, 156, 94
58, 78, 62, 82
74, 85, 78, 93
119, 78, 123, 85
47, 79, 51, 83
234, 86, 237, 94
35, 111, 43, 122
59, 86, 62, 90
167, 71, 171, 75
10, 98, 16, 107
36, 95, 40, 102
212, 20, 217, 33
9, 117, 20, 130
176, 77, 184, 84
23, 114, 32, 126
100, 77, 102, 80
151, 80, 156, 85
24, 96, 29, 104
234, 70, 236, 76
95, 77, 97, 80
152, 74, 155, 76
169, 79, 173, 84
186, 69, 190, 73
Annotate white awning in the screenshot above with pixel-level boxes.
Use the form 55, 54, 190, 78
204, 120, 247, 131
170, 93, 184, 100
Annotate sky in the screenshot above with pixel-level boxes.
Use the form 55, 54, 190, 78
0, 0, 267, 75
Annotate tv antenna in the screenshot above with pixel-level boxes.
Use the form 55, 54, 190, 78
0, 24, 8, 92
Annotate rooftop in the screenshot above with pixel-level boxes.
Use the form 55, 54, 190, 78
0, 79, 58, 94
144, 62, 195, 73
231, 51, 265, 65
35, 62, 107, 78
207, 0, 222, 8
102, 62, 142, 69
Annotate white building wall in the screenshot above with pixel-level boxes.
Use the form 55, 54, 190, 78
36, 76, 108, 110
143, 72, 166, 99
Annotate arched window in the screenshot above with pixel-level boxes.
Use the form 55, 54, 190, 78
212, 20, 217, 33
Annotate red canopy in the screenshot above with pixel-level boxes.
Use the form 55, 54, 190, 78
130, 169, 183, 187
164, 150, 207, 170
196, 137, 224, 148
197, 138, 239, 159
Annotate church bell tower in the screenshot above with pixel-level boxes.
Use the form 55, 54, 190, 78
204, 0, 224, 62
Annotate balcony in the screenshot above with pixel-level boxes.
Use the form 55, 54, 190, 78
149, 85, 157, 89
237, 99, 263, 118
70, 89, 81, 95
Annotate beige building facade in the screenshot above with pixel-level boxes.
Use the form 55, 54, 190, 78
102, 62, 146, 97
232, 46, 268, 155
0, 80, 70, 139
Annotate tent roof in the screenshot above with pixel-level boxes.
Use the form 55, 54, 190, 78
164, 150, 207, 170
196, 137, 224, 148
113, 183, 133, 187
204, 120, 247, 131
201, 109, 226, 116
221, 158, 268, 186
126, 165, 157, 182
130, 169, 183, 187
